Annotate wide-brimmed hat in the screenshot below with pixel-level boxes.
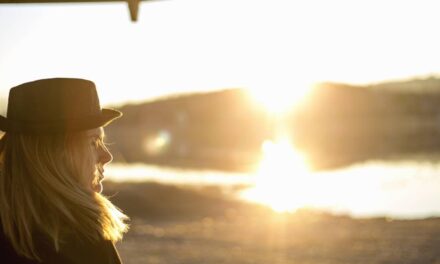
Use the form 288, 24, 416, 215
0, 78, 122, 134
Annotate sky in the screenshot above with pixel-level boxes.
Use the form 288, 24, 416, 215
1, 0, 440, 109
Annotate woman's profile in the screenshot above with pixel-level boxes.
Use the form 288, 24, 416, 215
0, 78, 129, 263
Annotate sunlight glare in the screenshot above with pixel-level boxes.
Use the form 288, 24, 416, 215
246, 81, 313, 115
240, 137, 311, 212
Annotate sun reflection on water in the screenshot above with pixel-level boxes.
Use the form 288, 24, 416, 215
240, 137, 312, 212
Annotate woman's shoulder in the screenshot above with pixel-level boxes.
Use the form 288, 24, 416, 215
57, 234, 122, 264
37, 232, 122, 264
0, 229, 122, 264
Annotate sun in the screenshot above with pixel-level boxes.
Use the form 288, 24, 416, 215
245, 80, 313, 115
240, 137, 312, 212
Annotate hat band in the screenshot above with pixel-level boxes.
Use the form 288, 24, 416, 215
1, 115, 106, 134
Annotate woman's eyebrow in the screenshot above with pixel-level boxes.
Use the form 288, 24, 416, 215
89, 134, 104, 140
89, 130, 105, 140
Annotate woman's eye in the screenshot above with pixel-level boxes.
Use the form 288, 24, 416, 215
90, 137, 108, 149
91, 139, 100, 148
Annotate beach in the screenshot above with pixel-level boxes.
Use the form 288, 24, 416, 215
105, 181, 440, 264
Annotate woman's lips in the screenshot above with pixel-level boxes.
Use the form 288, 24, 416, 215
98, 170, 104, 180
95, 167, 105, 182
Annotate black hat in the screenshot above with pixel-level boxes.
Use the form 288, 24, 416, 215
0, 78, 122, 134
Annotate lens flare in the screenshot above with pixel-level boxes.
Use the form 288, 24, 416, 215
144, 130, 171, 156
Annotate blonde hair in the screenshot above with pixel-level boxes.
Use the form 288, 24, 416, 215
0, 131, 129, 261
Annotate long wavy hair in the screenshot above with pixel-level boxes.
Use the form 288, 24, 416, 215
0, 131, 129, 261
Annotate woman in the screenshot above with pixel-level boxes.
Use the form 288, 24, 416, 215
0, 78, 129, 263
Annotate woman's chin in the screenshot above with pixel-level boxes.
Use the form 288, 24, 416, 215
93, 182, 103, 193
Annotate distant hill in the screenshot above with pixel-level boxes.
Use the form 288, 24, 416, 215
106, 89, 272, 172
368, 76, 440, 93
291, 81, 440, 169
106, 77, 440, 171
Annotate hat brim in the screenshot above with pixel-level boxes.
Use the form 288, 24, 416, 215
0, 108, 122, 134
99, 108, 123, 127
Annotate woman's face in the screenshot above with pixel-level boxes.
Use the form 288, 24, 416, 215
86, 127, 113, 193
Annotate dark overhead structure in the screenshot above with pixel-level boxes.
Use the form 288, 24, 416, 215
0, 0, 154, 22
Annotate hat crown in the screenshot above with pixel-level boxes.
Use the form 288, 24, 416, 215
0, 78, 122, 133
7, 78, 101, 122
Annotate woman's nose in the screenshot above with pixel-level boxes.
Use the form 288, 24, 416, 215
98, 145, 113, 165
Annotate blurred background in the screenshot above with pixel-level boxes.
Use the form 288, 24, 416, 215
2, 0, 440, 263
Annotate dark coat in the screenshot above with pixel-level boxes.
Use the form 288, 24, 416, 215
0, 230, 123, 264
